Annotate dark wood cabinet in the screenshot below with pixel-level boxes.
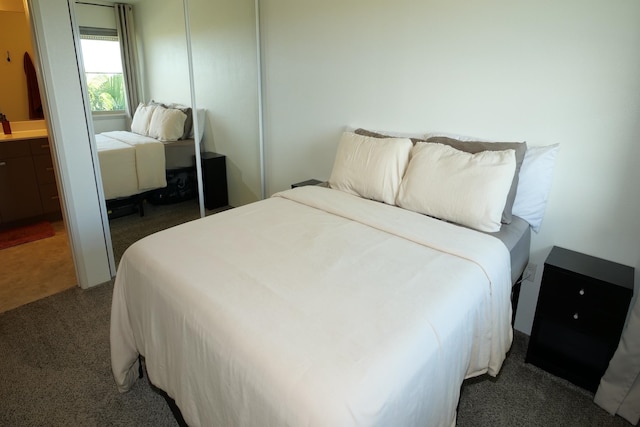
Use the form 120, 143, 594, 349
30, 139, 61, 215
525, 246, 634, 392
0, 138, 60, 224
0, 153, 42, 223
201, 152, 228, 210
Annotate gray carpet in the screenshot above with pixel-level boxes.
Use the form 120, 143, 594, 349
0, 282, 176, 426
0, 279, 629, 426
108, 198, 202, 266
108, 198, 232, 266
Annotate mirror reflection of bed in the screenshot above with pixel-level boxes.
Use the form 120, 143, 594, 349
74, 0, 261, 268
74, 0, 211, 265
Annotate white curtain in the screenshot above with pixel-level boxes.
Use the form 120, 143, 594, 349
114, 3, 140, 118
595, 280, 640, 425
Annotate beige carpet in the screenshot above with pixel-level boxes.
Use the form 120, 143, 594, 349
0, 220, 76, 313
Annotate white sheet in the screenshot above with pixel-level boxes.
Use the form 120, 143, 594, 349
96, 131, 167, 199
111, 186, 513, 427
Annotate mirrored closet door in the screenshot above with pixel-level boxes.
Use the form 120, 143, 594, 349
188, 0, 263, 208
73, 0, 204, 266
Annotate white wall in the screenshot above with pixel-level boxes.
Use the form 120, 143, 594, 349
134, 0, 191, 106
260, 0, 640, 333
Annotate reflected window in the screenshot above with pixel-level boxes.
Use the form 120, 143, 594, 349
79, 27, 126, 113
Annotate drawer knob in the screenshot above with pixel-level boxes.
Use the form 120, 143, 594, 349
579, 288, 585, 296
573, 313, 579, 320
0, 161, 5, 166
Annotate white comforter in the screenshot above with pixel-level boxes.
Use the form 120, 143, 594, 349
111, 186, 513, 427
96, 131, 166, 199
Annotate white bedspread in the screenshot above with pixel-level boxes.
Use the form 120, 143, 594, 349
96, 131, 166, 199
111, 186, 513, 427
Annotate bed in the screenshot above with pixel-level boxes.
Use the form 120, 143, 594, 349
110, 130, 558, 426
96, 101, 198, 201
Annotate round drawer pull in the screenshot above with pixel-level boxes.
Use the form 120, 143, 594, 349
573, 313, 579, 320
0, 161, 6, 166
579, 288, 585, 296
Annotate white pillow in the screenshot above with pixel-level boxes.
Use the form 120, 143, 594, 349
328, 131, 413, 205
396, 142, 516, 233
148, 106, 188, 142
512, 144, 559, 233
130, 103, 157, 136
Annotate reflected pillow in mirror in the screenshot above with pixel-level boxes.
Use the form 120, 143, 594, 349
130, 103, 157, 136
148, 106, 187, 142
167, 103, 193, 140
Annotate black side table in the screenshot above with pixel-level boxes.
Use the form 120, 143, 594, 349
201, 152, 228, 210
525, 246, 634, 392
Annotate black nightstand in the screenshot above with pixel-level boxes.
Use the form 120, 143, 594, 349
291, 179, 323, 188
201, 152, 228, 210
525, 246, 634, 392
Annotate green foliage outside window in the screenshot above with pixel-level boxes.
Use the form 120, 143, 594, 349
86, 73, 126, 112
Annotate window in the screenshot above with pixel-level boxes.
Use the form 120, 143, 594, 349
79, 27, 126, 113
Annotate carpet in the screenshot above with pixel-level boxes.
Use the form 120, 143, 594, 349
0, 221, 55, 250
0, 281, 630, 426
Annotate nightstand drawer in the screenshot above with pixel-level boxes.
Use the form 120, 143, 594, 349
541, 265, 630, 314
536, 308, 624, 342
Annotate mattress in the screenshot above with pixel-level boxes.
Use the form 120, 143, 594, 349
164, 138, 196, 169
314, 180, 530, 284
96, 131, 168, 200
95, 134, 139, 200
111, 186, 513, 427
486, 216, 531, 284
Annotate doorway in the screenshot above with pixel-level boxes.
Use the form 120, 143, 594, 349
0, 2, 76, 313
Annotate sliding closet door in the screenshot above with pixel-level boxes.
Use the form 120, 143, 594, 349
188, 0, 263, 207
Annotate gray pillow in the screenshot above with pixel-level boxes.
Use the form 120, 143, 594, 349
174, 106, 193, 140
354, 128, 424, 145
425, 136, 527, 224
